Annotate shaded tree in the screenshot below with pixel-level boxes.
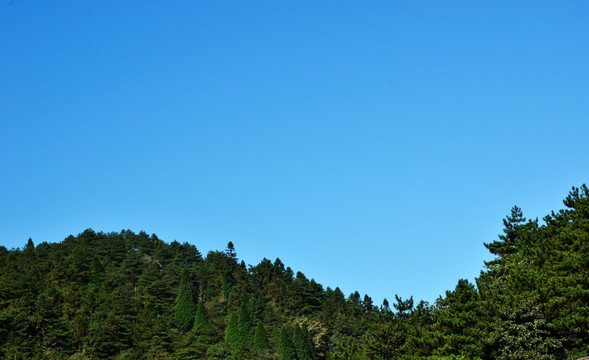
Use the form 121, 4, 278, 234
254, 320, 270, 351
175, 269, 196, 331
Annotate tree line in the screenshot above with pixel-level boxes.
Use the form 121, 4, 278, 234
0, 185, 588, 359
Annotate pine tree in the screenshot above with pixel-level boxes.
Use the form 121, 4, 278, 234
433, 279, 483, 358
393, 295, 414, 320
225, 313, 239, 344
263, 303, 281, 348
303, 324, 317, 360
225, 241, 237, 263
174, 269, 196, 331
293, 324, 316, 360
279, 326, 297, 360
381, 298, 391, 314
174, 331, 209, 359
238, 300, 253, 347
483, 205, 537, 268
89, 257, 105, 286
24, 237, 35, 254
254, 320, 270, 350
363, 294, 374, 313
361, 321, 404, 360
193, 301, 210, 335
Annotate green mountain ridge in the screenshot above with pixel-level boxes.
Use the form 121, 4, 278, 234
1, 185, 588, 359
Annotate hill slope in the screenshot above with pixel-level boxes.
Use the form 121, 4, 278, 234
1, 186, 588, 359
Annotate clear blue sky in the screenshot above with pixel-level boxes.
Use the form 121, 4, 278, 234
1, 1, 588, 305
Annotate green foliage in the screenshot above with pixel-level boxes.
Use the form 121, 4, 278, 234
1, 186, 588, 359
484, 206, 528, 262
174, 330, 209, 359
393, 295, 414, 320
194, 301, 210, 335
279, 326, 297, 360
490, 297, 561, 360
174, 269, 196, 331
206, 341, 239, 360
430, 279, 483, 359
225, 313, 239, 345
254, 320, 270, 350
293, 324, 317, 360
237, 300, 253, 347
360, 321, 404, 360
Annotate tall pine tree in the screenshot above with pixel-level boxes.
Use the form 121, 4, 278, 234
175, 269, 196, 331
194, 301, 210, 335
254, 320, 270, 351
279, 326, 297, 360
238, 300, 253, 347
293, 324, 316, 360
225, 313, 239, 344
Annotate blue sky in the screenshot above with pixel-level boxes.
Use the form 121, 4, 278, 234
1, 1, 588, 305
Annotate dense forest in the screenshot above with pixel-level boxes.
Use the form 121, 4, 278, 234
1, 186, 588, 359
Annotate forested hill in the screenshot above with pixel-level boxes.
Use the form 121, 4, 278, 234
1, 186, 588, 359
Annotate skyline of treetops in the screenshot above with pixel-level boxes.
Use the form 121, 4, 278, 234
0, 185, 588, 359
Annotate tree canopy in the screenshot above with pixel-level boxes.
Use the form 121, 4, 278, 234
0, 185, 588, 359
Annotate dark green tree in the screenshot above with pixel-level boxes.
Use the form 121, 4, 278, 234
393, 295, 413, 320
483, 205, 537, 269
89, 257, 106, 286
225, 313, 239, 345
432, 279, 483, 358
175, 331, 209, 360
363, 294, 374, 313
293, 324, 316, 360
194, 301, 211, 335
254, 320, 270, 350
225, 241, 237, 263
360, 321, 405, 360
279, 326, 297, 360
238, 300, 253, 347
24, 238, 35, 257
175, 268, 196, 331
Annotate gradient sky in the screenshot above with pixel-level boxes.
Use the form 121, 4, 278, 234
1, 1, 588, 305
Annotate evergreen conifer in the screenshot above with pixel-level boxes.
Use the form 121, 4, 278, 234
254, 320, 270, 350
293, 324, 316, 360
225, 313, 239, 344
238, 300, 252, 346
174, 269, 196, 331
279, 326, 297, 360
194, 302, 210, 335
